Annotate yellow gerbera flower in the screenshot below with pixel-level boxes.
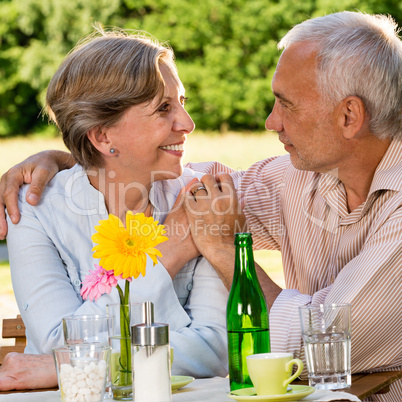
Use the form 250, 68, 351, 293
92, 212, 168, 279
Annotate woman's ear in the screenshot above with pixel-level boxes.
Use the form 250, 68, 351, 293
337, 96, 366, 140
87, 127, 113, 156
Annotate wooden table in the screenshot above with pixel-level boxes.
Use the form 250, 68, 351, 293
295, 370, 402, 400
343, 371, 402, 400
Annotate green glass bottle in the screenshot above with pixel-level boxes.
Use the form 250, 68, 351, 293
227, 232, 270, 391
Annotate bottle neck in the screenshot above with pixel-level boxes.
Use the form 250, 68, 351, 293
234, 243, 256, 280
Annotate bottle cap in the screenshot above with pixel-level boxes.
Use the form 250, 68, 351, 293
131, 301, 169, 346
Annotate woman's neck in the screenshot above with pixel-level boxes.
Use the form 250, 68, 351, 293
86, 166, 153, 220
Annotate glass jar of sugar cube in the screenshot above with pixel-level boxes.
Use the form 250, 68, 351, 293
53, 344, 111, 402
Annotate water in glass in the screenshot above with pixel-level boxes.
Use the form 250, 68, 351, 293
304, 332, 351, 389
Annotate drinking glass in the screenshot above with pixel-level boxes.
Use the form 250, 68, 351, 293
62, 314, 113, 399
62, 314, 111, 346
299, 303, 351, 390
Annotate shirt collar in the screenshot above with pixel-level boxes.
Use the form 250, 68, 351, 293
369, 138, 402, 193
315, 138, 402, 220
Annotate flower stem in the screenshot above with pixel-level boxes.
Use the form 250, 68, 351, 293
124, 280, 130, 305
116, 284, 124, 303
117, 282, 131, 387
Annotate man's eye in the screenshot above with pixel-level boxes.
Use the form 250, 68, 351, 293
181, 97, 189, 106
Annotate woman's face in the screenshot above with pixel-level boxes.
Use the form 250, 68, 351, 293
104, 63, 195, 183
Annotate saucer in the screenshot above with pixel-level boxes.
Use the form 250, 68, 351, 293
171, 375, 195, 390
228, 385, 315, 401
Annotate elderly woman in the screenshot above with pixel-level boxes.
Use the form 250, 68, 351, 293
2, 27, 228, 390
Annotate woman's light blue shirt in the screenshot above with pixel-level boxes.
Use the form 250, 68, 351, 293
6, 165, 229, 378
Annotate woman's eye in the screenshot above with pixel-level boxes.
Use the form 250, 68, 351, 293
158, 103, 170, 112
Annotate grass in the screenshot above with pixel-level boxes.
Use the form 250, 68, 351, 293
0, 130, 287, 175
0, 262, 14, 296
0, 133, 69, 176
0, 130, 287, 305
182, 130, 287, 170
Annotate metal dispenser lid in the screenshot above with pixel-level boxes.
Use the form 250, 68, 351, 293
131, 301, 169, 346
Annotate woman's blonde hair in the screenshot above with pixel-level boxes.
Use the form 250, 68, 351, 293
45, 27, 176, 168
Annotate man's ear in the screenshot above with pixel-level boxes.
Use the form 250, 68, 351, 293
87, 127, 112, 156
338, 96, 366, 140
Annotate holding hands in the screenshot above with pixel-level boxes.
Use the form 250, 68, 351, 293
186, 174, 247, 252
185, 173, 282, 304
184, 174, 247, 289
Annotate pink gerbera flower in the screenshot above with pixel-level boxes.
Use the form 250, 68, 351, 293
81, 264, 126, 302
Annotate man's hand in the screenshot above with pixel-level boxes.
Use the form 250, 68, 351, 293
185, 173, 247, 256
183, 173, 247, 289
158, 179, 201, 278
0, 353, 57, 391
0, 150, 73, 239
184, 174, 282, 305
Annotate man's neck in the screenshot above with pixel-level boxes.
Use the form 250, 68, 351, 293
339, 137, 391, 213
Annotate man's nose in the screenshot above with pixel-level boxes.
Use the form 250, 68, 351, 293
265, 102, 283, 132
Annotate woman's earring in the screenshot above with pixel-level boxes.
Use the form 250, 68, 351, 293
110, 148, 115, 154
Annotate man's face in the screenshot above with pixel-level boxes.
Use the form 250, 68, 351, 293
266, 42, 344, 174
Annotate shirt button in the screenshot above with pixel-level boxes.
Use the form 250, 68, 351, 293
74, 278, 81, 287
187, 283, 193, 291
23, 303, 29, 310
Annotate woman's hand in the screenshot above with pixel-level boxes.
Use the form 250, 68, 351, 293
184, 173, 282, 304
0, 150, 73, 239
183, 173, 247, 289
0, 353, 57, 391
158, 179, 201, 279
185, 173, 247, 257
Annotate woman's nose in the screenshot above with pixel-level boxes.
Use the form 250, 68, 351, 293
175, 108, 195, 134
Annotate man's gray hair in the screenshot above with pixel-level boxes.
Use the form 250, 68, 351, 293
278, 11, 402, 140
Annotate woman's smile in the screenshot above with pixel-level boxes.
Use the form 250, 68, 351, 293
159, 142, 185, 156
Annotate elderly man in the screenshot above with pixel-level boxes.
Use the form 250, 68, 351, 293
0, 11, 401, 401
183, 12, 402, 402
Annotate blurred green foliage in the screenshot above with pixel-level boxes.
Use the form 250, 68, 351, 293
0, 0, 400, 136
